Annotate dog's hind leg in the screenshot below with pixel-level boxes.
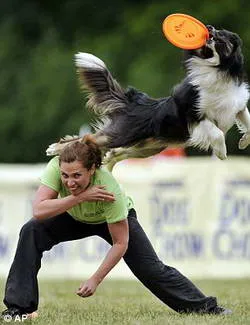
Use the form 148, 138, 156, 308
188, 119, 227, 160
104, 149, 127, 171
46, 135, 81, 156
103, 140, 169, 171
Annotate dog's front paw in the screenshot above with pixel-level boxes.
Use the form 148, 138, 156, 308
213, 144, 227, 160
213, 149, 227, 160
238, 132, 250, 150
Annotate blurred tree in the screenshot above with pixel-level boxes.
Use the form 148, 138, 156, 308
0, 0, 250, 162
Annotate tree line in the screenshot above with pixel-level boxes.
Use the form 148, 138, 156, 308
0, 0, 250, 162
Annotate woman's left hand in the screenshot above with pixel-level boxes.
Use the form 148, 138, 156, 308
76, 277, 99, 298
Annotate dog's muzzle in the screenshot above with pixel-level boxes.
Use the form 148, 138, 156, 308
207, 25, 216, 37
206, 25, 216, 45
204, 25, 216, 49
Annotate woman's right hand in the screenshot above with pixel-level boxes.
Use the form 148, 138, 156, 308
74, 185, 115, 203
76, 277, 100, 298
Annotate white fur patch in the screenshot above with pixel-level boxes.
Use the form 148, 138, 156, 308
187, 59, 249, 133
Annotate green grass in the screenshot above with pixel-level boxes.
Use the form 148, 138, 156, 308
0, 278, 249, 325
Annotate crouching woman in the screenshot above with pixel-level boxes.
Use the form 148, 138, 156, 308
2, 134, 227, 319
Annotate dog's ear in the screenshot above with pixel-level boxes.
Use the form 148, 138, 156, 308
229, 34, 244, 63
221, 29, 243, 49
227, 32, 244, 68
231, 33, 243, 49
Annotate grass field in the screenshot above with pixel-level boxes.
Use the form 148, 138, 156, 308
0, 278, 249, 325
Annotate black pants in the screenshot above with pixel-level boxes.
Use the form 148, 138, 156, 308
3, 209, 217, 313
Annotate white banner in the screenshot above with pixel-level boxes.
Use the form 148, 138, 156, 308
0, 157, 250, 279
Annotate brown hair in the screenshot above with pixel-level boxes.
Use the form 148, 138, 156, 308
59, 134, 102, 170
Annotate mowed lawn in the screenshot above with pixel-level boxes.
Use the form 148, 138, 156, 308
0, 278, 249, 325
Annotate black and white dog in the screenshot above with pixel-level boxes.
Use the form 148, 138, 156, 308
47, 25, 250, 170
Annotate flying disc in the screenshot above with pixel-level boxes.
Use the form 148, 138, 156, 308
162, 13, 209, 50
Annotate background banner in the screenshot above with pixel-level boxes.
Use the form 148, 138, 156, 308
0, 157, 249, 279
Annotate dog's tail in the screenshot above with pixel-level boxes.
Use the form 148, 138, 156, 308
75, 53, 128, 115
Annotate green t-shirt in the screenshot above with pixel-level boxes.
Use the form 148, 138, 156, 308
40, 156, 134, 224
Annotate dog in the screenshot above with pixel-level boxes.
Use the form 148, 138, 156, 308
47, 25, 250, 171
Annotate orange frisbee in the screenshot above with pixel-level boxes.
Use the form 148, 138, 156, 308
162, 13, 209, 50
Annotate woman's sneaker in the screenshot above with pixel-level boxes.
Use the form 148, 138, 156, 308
209, 306, 233, 315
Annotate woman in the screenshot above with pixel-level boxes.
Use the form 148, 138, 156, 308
2, 135, 231, 319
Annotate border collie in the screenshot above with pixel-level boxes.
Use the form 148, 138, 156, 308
47, 25, 250, 170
